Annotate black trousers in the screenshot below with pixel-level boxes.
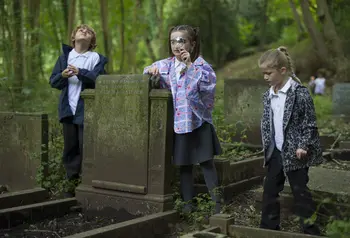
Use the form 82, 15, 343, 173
180, 159, 220, 213
260, 148, 320, 235
62, 123, 84, 182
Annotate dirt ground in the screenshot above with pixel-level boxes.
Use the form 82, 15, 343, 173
0, 208, 139, 238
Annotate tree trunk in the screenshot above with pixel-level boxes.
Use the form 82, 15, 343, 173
157, 0, 166, 58
61, 0, 69, 28
128, 0, 142, 73
99, 0, 113, 73
316, 0, 348, 80
316, 0, 344, 59
259, 0, 268, 50
48, 2, 62, 55
289, 0, 306, 41
79, 0, 85, 23
299, 0, 329, 64
145, 38, 157, 62
67, 0, 76, 45
12, 0, 25, 95
119, 0, 125, 73
0, 0, 12, 77
27, 0, 41, 79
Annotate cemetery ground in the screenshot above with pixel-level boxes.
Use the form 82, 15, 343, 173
1, 139, 350, 237
1, 73, 350, 237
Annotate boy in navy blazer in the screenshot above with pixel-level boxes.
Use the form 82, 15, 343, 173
49, 24, 108, 197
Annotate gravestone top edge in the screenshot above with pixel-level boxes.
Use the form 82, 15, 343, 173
97, 74, 149, 80
149, 89, 172, 98
0, 112, 48, 118
81, 89, 95, 99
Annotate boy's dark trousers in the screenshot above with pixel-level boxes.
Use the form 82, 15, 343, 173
260, 148, 320, 235
62, 122, 84, 194
180, 159, 221, 213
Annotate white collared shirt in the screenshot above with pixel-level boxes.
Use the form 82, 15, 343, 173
174, 58, 186, 82
67, 49, 100, 115
269, 78, 292, 151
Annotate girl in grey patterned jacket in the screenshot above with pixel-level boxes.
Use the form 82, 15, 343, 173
258, 46, 322, 235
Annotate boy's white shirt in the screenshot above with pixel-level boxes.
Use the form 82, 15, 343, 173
67, 49, 100, 115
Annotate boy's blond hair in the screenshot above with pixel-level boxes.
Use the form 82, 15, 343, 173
71, 24, 97, 50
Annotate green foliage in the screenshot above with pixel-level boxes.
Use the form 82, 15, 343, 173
36, 119, 68, 197
165, 0, 242, 67
313, 94, 333, 124
326, 219, 350, 238
174, 193, 215, 230
277, 24, 300, 46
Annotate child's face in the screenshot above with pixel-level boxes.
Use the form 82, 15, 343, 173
170, 31, 194, 56
74, 27, 93, 44
260, 67, 286, 87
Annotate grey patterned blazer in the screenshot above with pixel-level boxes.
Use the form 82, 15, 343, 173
261, 79, 323, 172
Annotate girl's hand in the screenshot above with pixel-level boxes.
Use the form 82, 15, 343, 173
148, 66, 159, 76
296, 148, 307, 159
180, 49, 191, 66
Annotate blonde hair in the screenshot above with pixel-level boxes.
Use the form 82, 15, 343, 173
71, 24, 97, 50
258, 46, 302, 84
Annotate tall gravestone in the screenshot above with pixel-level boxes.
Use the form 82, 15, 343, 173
0, 113, 48, 191
224, 79, 268, 145
332, 83, 350, 121
76, 75, 174, 215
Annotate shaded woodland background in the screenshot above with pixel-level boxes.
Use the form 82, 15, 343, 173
0, 0, 349, 113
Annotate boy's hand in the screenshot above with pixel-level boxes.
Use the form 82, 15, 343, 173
148, 66, 159, 76
296, 148, 307, 159
68, 64, 79, 75
62, 68, 73, 78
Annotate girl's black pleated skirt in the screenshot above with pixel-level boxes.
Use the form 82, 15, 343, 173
173, 122, 222, 166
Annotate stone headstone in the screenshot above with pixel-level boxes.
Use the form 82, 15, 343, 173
224, 79, 268, 145
77, 75, 174, 215
0, 113, 48, 191
332, 83, 350, 119
92, 75, 150, 191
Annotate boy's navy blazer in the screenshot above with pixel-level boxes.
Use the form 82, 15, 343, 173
49, 44, 108, 125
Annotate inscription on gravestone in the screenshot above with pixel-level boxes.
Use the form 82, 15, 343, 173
92, 75, 149, 192
332, 83, 350, 117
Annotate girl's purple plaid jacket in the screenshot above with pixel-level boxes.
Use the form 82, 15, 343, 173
144, 56, 216, 134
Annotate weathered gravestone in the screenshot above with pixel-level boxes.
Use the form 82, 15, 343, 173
332, 83, 350, 121
76, 75, 175, 215
0, 113, 48, 191
224, 79, 268, 145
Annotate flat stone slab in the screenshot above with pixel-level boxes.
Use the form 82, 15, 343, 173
180, 231, 228, 237
64, 210, 178, 238
0, 229, 61, 238
229, 225, 323, 238
0, 198, 77, 229
284, 167, 350, 198
0, 187, 48, 209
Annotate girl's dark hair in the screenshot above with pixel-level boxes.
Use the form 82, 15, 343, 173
168, 25, 201, 61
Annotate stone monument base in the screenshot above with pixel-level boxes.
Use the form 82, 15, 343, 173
76, 185, 174, 215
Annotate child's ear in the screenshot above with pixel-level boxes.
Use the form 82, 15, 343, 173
280, 67, 287, 75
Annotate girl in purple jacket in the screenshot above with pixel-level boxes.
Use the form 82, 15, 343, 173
144, 25, 222, 213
